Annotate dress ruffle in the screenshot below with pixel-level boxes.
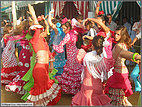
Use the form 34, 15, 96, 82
72, 91, 111, 106
26, 83, 62, 106
5, 85, 27, 94
56, 65, 83, 95
1, 66, 20, 85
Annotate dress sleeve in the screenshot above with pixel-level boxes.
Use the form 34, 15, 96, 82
132, 22, 138, 31
30, 29, 40, 44
53, 33, 70, 53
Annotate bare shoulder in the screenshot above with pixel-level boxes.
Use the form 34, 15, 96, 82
114, 43, 123, 51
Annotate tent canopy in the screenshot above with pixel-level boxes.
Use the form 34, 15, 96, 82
53, 1, 89, 19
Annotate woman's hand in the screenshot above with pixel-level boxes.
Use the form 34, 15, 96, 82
27, 4, 35, 16
41, 15, 45, 20
50, 9, 54, 14
97, 1, 102, 7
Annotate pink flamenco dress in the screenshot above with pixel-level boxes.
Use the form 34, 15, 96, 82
1, 37, 20, 85
104, 43, 133, 106
25, 25, 61, 106
71, 50, 115, 106
53, 29, 86, 95
5, 31, 32, 94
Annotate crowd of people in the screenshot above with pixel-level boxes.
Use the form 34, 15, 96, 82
1, 1, 141, 106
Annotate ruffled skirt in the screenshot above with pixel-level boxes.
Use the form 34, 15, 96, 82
26, 63, 61, 106
56, 62, 84, 95
105, 71, 133, 106
72, 79, 111, 106
1, 66, 20, 85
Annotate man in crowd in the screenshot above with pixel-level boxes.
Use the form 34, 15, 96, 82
106, 14, 117, 31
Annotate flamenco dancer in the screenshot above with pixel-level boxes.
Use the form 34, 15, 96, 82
48, 9, 66, 76
53, 19, 86, 95
72, 36, 115, 106
105, 25, 141, 106
5, 20, 33, 94
25, 4, 61, 106
21, 15, 59, 101
1, 25, 20, 85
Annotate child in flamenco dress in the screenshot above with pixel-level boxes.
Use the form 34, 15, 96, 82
48, 10, 66, 76
104, 25, 141, 106
53, 19, 86, 94
5, 20, 33, 94
1, 25, 20, 85
25, 4, 61, 106
21, 16, 59, 101
72, 36, 115, 106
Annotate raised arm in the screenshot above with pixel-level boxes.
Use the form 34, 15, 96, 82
48, 9, 58, 33
113, 44, 141, 64
41, 15, 50, 35
27, 4, 39, 25
95, 1, 102, 18
87, 18, 110, 33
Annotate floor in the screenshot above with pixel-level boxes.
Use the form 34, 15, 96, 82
1, 85, 140, 106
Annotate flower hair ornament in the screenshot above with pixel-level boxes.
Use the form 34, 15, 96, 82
56, 22, 62, 34
61, 17, 68, 24
98, 11, 104, 16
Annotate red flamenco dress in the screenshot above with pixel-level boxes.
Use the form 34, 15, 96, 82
26, 27, 61, 106
5, 32, 32, 94
1, 38, 20, 85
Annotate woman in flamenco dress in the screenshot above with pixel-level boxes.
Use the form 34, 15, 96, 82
1, 25, 20, 85
25, 4, 61, 106
5, 20, 33, 94
48, 12, 66, 76
71, 36, 115, 106
53, 9, 86, 95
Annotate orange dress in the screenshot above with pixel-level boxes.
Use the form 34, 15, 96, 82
26, 29, 61, 106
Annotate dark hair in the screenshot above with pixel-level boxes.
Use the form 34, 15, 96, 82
115, 25, 132, 49
92, 36, 104, 56
1, 21, 6, 27
123, 17, 128, 20
55, 15, 60, 19
13, 20, 32, 35
97, 15, 105, 22
39, 20, 46, 29
104, 16, 109, 23
3, 24, 13, 35
62, 21, 72, 30
76, 14, 83, 20
85, 20, 93, 28
51, 19, 58, 24
107, 14, 112, 17
29, 29, 35, 36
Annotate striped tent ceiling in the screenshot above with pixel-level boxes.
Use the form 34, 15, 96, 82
94, 1, 123, 21
53, 1, 89, 19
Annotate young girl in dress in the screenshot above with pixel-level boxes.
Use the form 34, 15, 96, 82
104, 25, 141, 106
53, 20, 86, 95
1, 25, 20, 85
81, 20, 96, 52
5, 20, 33, 94
48, 9, 66, 76
71, 36, 115, 106
25, 4, 61, 106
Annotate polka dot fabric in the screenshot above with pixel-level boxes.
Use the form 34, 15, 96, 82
6, 39, 32, 94
53, 30, 85, 95
1, 40, 20, 85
